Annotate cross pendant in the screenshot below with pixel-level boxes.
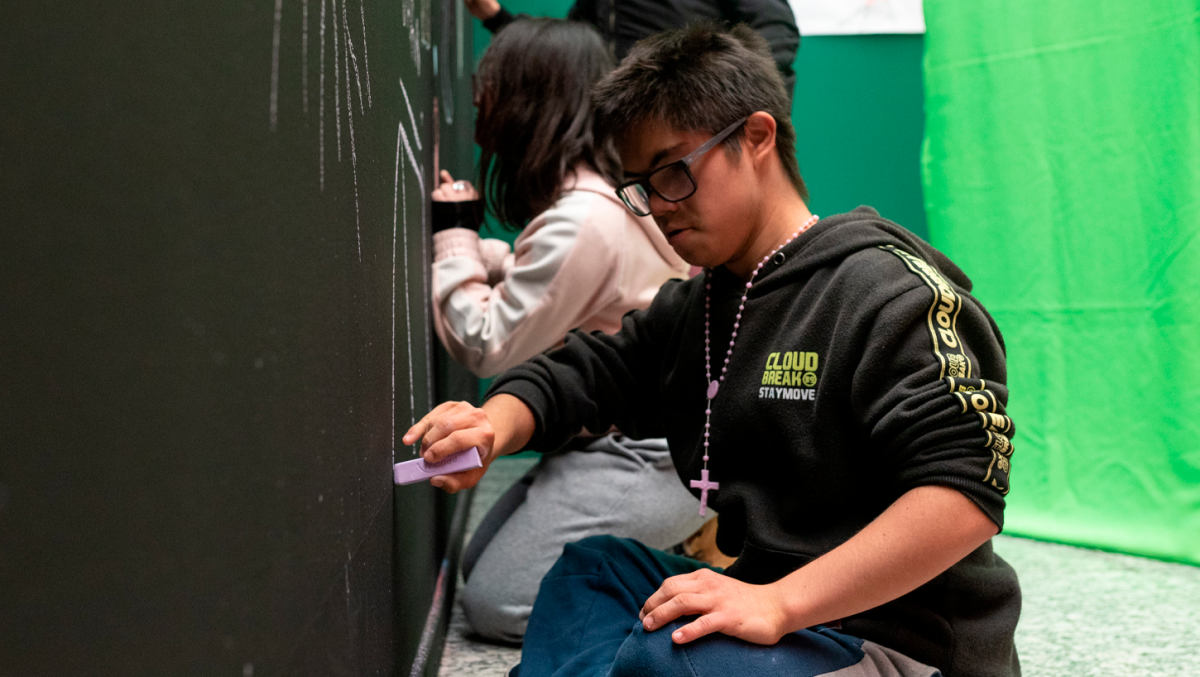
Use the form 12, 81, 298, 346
689, 468, 720, 517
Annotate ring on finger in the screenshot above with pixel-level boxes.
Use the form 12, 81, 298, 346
452, 181, 467, 191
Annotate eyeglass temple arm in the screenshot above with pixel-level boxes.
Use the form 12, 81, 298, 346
680, 117, 749, 167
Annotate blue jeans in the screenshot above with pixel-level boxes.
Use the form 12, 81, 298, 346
460, 435, 706, 643
516, 536, 940, 677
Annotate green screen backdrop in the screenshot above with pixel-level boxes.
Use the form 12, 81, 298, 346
923, 1, 1200, 564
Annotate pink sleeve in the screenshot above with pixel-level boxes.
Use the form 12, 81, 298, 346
430, 194, 625, 378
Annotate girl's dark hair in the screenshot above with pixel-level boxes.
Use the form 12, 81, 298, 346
475, 19, 620, 230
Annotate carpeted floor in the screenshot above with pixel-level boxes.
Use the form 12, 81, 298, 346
438, 457, 1200, 677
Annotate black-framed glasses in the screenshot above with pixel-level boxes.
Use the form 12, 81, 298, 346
616, 117, 748, 217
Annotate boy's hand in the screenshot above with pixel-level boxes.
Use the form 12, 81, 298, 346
401, 395, 536, 494
402, 401, 496, 493
638, 568, 787, 645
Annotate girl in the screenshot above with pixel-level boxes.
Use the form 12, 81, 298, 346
427, 18, 708, 643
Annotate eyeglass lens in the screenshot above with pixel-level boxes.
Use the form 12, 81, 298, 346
619, 164, 695, 216
619, 183, 652, 216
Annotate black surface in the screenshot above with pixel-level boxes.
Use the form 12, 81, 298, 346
0, 0, 474, 674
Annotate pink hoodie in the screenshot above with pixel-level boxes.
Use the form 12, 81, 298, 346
432, 166, 688, 378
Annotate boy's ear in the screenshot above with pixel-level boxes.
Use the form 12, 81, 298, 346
743, 111, 778, 166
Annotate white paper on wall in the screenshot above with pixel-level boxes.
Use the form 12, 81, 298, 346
789, 0, 925, 36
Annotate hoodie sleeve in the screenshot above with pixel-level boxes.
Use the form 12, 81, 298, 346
851, 246, 1014, 530
431, 191, 626, 379
485, 279, 688, 451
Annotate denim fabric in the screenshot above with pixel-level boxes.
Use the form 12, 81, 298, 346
517, 536, 934, 677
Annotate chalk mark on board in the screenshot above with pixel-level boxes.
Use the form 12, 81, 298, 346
332, 0, 343, 160
343, 0, 365, 115
342, 0, 353, 162
395, 110, 430, 416
396, 122, 419, 454
359, 0, 373, 107
391, 123, 399, 461
399, 79, 423, 152
319, 0, 327, 189
403, 0, 420, 75
269, 0, 284, 131
302, 0, 310, 115
344, 558, 359, 672
397, 115, 426, 242
346, 67, 363, 262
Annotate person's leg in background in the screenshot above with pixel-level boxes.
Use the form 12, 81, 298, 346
460, 434, 707, 643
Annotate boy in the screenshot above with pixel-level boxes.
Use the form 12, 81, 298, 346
405, 23, 1020, 677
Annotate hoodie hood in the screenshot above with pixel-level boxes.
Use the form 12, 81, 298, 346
751, 206, 972, 295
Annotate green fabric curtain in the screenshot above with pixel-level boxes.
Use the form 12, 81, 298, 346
923, 2, 1200, 564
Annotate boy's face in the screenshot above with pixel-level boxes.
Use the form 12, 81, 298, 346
617, 118, 759, 269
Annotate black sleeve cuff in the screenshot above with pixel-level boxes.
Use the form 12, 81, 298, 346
482, 6, 515, 33
431, 199, 484, 233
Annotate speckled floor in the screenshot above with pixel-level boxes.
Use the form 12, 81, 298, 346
439, 457, 1200, 676
438, 457, 535, 677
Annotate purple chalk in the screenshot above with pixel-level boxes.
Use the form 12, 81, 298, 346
393, 447, 483, 485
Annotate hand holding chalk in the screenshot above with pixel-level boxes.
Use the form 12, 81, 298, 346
402, 396, 537, 494
431, 170, 478, 202
394, 447, 483, 485
402, 400, 497, 493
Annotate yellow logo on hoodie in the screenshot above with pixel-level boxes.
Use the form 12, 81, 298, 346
758, 351, 820, 401
760, 351, 818, 387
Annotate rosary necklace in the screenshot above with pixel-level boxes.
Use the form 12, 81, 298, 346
691, 213, 820, 516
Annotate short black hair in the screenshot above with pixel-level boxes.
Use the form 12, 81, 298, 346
475, 19, 621, 230
593, 22, 808, 203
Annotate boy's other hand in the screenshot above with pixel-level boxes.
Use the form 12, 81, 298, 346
638, 568, 787, 646
431, 170, 479, 202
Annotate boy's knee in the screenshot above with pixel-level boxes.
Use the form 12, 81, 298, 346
562, 534, 646, 562
610, 621, 688, 677
570, 534, 631, 555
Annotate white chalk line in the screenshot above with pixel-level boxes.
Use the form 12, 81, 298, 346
332, 0, 343, 160
319, 0, 327, 189
395, 113, 431, 412
343, 0, 364, 115
302, 0, 310, 115
399, 78, 422, 151
392, 122, 401, 463
341, 0, 352, 162
345, 72, 362, 262
359, 0, 373, 107
398, 124, 418, 455
269, 0, 283, 131
419, 184, 432, 409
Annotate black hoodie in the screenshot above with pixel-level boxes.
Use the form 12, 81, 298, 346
489, 207, 1021, 677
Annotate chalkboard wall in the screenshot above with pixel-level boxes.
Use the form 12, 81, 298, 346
0, 1, 474, 674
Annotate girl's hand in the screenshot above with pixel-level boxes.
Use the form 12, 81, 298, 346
462, 0, 501, 21
639, 568, 788, 645
431, 170, 479, 202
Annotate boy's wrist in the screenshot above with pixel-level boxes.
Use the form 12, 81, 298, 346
768, 576, 818, 635
481, 393, 535, 457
